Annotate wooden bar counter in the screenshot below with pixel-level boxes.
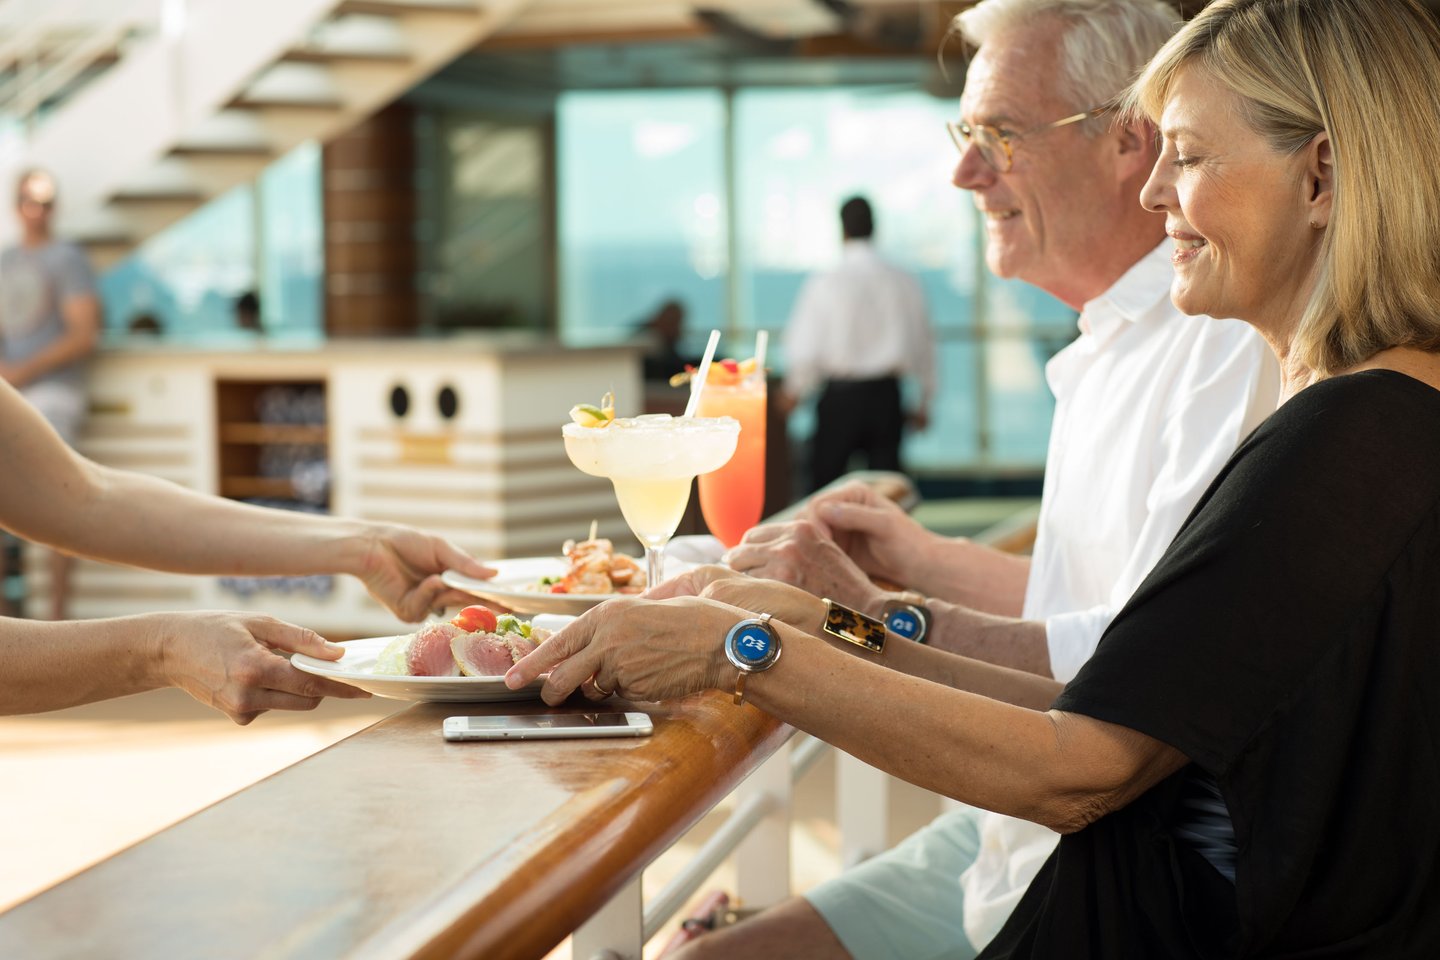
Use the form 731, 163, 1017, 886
0, 693, 790, 960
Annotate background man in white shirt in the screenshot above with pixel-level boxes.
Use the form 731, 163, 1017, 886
782, 195, 936, 492
674, 1, 1280, 958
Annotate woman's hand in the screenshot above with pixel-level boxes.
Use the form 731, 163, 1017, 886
354, 524, 496, 621
156, 612, 370, 725
723, 519, 888, 615
506, 596, 743, 706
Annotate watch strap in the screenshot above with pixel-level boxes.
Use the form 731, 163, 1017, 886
821, 598, 887, 654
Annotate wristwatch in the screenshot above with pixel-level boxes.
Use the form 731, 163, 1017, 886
882, 591, 932, 645
724, 612, 781, 706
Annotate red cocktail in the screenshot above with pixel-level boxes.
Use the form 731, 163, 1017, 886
697, 363, 767, 547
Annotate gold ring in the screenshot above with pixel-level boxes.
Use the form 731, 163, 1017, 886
592, 680, 614, 698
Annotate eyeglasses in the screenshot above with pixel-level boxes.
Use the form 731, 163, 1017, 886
947, 105, 1110, 173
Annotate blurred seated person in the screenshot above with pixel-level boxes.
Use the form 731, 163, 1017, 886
637, 298, 696, 382
127, 313, 162, 336
0, 376, 495, 724
235, 290, 262, 333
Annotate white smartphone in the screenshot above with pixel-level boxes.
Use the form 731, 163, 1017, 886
442, 712, 654, 742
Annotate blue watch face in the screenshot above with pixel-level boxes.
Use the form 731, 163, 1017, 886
886, 608, 921, 640
732, 623, 774, 663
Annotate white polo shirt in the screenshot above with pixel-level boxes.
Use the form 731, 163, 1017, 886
962, 241, 1281, 947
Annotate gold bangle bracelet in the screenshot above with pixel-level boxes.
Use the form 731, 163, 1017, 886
734, 670, 749, 706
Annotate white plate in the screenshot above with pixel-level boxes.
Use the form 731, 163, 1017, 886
442, 555, 696, 616
291, 635, 546, 703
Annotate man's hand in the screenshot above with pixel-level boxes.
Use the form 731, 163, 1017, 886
724, 518, 887, 615
356, 524, 496, 622
699, 576, 826, 633
795, 481, 933, 586
156, 611, 370, 725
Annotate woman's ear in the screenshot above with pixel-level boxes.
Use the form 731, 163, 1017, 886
1306, 132, 1334, 229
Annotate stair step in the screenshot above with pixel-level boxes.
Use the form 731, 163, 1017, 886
281, 48, 411, 65
109, 191, 208, 206
334, 0, 481, 16
169, 143, 274, 158
231, 95, 347, 111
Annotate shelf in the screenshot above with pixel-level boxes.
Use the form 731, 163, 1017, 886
220, 423, 327, 445
220, 477, 302, 499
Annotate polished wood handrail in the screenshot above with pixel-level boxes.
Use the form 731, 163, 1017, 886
0, 695, 789, 960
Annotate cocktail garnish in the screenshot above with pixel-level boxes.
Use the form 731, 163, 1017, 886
669, 357, 761, 389
569, 391, 616, 428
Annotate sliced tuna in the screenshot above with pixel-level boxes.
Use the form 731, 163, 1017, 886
407, 622, 463, 677
451, 631, 518, 677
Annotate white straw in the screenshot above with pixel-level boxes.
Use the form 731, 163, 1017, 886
753, 329, 769, 381
684, 329, 722, 418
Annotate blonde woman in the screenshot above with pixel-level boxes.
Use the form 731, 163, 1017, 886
512, 0, 1440, 954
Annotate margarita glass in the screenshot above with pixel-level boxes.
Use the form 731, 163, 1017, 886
697, 375, 766, 547
564, 413, 740, 588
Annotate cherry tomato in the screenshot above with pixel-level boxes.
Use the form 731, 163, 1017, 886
451, 605, 498, 633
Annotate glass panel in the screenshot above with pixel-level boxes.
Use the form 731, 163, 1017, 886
100, 143, 324, 340
732, 87, 988, 473
429, 113, 547, 329
557, 90, 727, 351
99, 184, 255, 340
906, 337, 981, 466
258, 142, 323, 335
983, 276, 1076, 465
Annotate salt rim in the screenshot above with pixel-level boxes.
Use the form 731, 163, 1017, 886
563, 414, 739, 437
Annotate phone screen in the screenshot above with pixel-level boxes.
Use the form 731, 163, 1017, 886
443, 713, 653, 741
457, 714, 633, 731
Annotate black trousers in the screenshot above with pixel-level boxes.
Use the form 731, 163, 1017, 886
810, 375, 903, 492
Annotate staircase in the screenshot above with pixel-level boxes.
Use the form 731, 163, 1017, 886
2, 0, 532, 267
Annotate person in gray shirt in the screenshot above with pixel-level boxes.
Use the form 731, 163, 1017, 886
0, 169, 103, 620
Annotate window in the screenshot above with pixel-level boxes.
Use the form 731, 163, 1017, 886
558, 91, 727, 344
558, 87, 1074, 474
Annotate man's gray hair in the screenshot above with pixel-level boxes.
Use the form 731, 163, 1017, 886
954, 0, 1181, 133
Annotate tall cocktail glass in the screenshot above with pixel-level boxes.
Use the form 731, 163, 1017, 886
564, 413, 740, 588
697, 375, 766, 547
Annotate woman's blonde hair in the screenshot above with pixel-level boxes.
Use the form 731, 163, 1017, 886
1128, 0, 1440, 377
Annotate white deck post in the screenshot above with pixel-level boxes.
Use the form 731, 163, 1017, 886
837, 751, 890, 868
734, 738, 793, 908
574, 874, 643, 960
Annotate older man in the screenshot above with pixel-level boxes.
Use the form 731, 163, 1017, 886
677, 1, 1280, 958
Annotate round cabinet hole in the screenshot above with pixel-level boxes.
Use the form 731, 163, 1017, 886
390, 385, 410, 418
437, 385, 459, 420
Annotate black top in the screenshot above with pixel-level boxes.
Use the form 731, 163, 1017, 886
981, 370, 1440, 959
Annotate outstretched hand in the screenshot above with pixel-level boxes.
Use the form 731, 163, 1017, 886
505, 596, 739, 706
507, 577, 827, 706
356, 524, 496, 621
159, 611, 370, 725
